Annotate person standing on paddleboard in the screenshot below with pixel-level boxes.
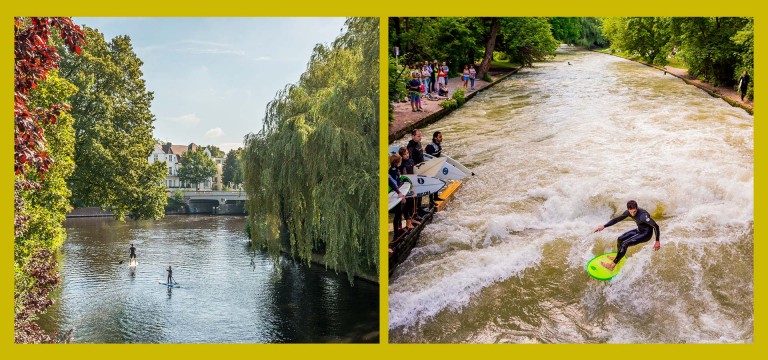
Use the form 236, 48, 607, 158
129, 243, 137, 265
166, 266, 175, 284
594, 200, 660, 271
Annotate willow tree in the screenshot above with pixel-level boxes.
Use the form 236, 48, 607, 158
243, 17, 379, 282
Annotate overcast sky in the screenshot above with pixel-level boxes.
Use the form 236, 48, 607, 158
73, 17, 348, 152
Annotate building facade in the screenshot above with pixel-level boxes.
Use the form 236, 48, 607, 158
148, 143, 224, 191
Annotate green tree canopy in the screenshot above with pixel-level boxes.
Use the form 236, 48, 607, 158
178, 148, 217, 190
222, 148, 244, 188
244, 17, 378, 282
58, 26, 167, 220
669, 17, 751, 86
497, 18, 559, 67
602, 17, 673, 65
206, 145, 225, 158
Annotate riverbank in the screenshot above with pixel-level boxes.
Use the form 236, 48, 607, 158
596, 49, 753, 115
389, 68, 519, 142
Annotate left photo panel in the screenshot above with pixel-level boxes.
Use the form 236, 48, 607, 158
13, 17, 380, 343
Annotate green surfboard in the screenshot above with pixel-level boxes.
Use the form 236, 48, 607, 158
586, 252, 626, 280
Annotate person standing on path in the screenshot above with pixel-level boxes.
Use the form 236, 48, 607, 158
442, 61, 450, 86
739, 70, 750, 102
462, 65, 470, 89
469, 64, 477, 90
407, 71, 423, 112
431, 60, 439, 93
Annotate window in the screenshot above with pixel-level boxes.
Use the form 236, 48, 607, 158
153, 154, 158, 161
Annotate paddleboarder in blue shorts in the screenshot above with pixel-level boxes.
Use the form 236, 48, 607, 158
594, 200, 660, 271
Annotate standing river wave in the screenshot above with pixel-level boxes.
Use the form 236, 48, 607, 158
389, 47, 753, 343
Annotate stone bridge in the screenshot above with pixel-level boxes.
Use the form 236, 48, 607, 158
181, 190, 247, 215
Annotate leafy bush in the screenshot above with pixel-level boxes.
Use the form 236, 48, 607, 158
439, 99, 458, 109
452, 88, 465, 106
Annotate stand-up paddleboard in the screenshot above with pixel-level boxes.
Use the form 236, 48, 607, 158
402, 174, 446, 197
159, 282, 179, 287
414, 157, 467, 181
388, 182, 411, 210
128, 259, 138, 267
586, 252, 626, 280
424, 153, 474, 177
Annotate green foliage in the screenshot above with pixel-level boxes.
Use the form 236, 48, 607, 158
206, 145, 225, 158
601, 17, 672, 65
497, 18, 559, 67
178, 148, 217, 190
549, 17, 581, 44
58, 26, 167, 220
452, 88, 465, 106
17, 71, 77, 262
669, 17, 750, 86
439, 99, 458, 109
575, 18, 608, 49
222, 148, 244, 188
166, 190, 187, 212
243, 18, 379, 282
732, 18, 753, 100
388, 56, 408, 103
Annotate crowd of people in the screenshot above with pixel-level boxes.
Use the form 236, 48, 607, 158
404, 60, 477, 112
389, 129, 445, 241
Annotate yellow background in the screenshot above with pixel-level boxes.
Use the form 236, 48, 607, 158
3, 1, 764, 358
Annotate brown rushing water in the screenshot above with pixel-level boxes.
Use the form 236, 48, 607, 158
389, 47, 753, 343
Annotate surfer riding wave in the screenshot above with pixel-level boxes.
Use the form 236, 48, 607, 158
594, 200, 660, 271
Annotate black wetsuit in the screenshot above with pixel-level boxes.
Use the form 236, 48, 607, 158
425, 142, 442, 158
389, 165, 404, 238
407, 140, 425, 165
398, 158, 416, 221
129, 246, 136, 259
167, 268, 173, 284
604, 208, 660, 264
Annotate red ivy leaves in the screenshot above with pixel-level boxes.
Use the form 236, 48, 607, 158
14, 250, 71, 343
14, 17, 84, 238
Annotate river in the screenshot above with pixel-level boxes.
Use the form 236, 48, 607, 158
389, 47, 753, 343
38, 215, 379, 343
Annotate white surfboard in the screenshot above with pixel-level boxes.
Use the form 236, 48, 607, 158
414, 157, 467, 181
424, 153, 474, 177
388, 182, 411, 210
402, 174, 446, 197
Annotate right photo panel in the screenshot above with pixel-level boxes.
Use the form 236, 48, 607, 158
387, 17, 753, 343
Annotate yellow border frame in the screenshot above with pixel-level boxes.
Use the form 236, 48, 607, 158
3, 1, 765, 358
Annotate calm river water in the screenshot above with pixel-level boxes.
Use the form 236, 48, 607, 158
38, 215, 379, 343
389, 47, 753, 343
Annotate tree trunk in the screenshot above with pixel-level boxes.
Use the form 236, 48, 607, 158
391, 17, 402, 52
478, 18, 500, 80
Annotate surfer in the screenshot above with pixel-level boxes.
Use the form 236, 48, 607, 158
129, 243, 137, 265
389, 154, 408, 236
397, 147, 419, 228
406, 129, 425, 164
424, 131, 444, 204
425, 131, 442, 158
593, 200, 660, 271
166, 266, 175, 285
